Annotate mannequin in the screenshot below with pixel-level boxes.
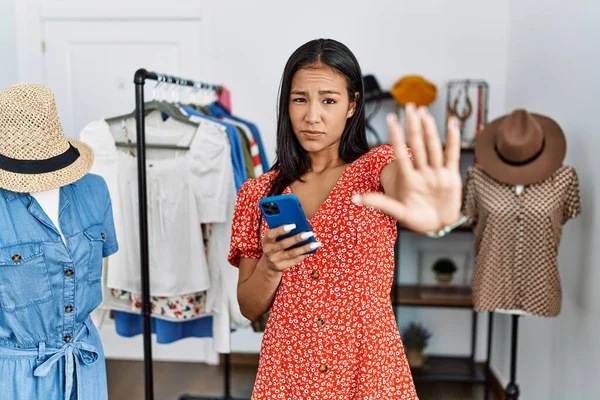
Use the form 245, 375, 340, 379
462, 109, 581, 399
0, 83, 118, 400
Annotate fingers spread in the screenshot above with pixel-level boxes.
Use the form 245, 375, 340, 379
420, 107, 443, 168
387, 113, 412, 176
405, 103, 427, 169
444, 116, 461, 171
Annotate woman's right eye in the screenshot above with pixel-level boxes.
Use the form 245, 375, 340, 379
292, 98, 306, 103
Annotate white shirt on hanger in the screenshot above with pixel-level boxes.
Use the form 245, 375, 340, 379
79, 114, 248, 352
116, 152, 211, 296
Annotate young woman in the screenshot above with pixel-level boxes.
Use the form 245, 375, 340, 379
228, 39, 462, 399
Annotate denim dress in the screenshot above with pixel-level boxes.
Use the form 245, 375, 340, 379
0, 174, 118, 400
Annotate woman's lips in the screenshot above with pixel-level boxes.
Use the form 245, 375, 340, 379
302, 130, 325, 139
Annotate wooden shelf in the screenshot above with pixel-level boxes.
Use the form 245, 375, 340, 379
392, 284, 473, 308
410, 356, 486, 383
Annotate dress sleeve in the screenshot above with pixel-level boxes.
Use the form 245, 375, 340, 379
364, 144, 412, 192
101, 178, 119, 257
228, 179, 263, 267
461, 167, 478, 227
563, 167, 582, 223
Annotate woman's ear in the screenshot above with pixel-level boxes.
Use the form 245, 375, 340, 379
347, 92, 360, 118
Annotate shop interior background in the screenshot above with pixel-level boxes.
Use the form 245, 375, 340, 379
0, 0, 598, 399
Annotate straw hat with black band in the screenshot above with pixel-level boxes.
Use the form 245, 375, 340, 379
475, 109, 566, 185
0, 83, 94, 193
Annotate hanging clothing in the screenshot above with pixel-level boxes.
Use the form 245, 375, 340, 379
115, 153, 211, 296
80, 115, 247, 353
107, 222, 211, 322
181, 105, 248, 191
461, 165, 581, 317
228, 145, 418, 399
208, 102, 270, 172
112, 311, 214, 345
236, 124, 256, 179
0, 175, 118, 400
110, 175, 243, 347
217, 87, 232, 114
225, 119, 262, 176
110, 288, 208, 321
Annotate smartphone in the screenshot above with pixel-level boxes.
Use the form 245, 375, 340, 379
258, 194, 318, 255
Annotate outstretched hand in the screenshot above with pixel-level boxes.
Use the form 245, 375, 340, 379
353, 103, 463, 234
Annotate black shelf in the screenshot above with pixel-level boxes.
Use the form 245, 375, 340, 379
410, 356, 486, 384
393, 219, 493, 399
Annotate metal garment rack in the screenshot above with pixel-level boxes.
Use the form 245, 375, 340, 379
132, 68, 236, 400
505, 314, 521, 399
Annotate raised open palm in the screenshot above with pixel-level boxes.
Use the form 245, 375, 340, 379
354, 104, 463, 234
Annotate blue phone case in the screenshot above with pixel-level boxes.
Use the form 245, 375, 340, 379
259, 194, 318, 255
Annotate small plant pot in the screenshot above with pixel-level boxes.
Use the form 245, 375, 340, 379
435, 272, 454, 284
406, 349, 426, 369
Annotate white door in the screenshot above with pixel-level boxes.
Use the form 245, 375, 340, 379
15, 1, 219, 363
33, 2, 213, 138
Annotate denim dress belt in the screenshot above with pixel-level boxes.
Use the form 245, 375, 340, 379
0, 319, 99, 400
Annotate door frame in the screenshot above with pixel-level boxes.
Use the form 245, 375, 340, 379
15, 0, 214, 83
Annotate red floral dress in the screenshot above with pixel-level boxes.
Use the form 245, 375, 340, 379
228, 145, 418, 399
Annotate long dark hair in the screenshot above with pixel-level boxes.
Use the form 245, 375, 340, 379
266, 38, 369, 196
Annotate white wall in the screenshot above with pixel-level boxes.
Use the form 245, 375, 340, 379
2, 0, 514, 361
490, 0, 600, 398
0, 0, 18, 89
209, 0, 511, 165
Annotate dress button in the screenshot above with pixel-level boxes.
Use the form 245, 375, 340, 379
101, 232, 106, 240
311, 271, 320, 280
319, 364, 328, 372
65, 269, 74, 277
12, 254, 21, 263
316, 318, 325, 327
65, 305, 73, 313
64, 336, 72, 343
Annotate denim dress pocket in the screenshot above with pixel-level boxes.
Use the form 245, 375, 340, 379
0, 242, 53, 312
83, 224, 106, 285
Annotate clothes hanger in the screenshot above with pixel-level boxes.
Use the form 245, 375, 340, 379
108, 74, 198, 151
105, 74, 198, 128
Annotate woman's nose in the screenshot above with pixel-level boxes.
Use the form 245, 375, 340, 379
305, 101, 322, 124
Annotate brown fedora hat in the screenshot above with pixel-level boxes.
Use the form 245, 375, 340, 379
475, 109, 566, 185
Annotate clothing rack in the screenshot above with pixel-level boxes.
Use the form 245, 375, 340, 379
132, 68, 238, 400
505, 314, 521, 399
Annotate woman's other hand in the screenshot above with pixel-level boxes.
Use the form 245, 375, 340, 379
354, 103, 463, 233
261, 225, 321, 275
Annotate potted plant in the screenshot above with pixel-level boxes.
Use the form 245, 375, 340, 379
432, 257, 457, 284
400, 322, 432, 369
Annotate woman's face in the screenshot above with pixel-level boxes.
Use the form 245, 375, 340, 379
289, 65, 357, 154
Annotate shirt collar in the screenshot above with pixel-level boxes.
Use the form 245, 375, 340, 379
1, 188, 27, 202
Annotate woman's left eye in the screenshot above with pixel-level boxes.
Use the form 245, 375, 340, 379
323, 99, 336, 105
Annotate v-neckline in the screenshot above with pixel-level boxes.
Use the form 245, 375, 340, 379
284, 160, 354, 224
